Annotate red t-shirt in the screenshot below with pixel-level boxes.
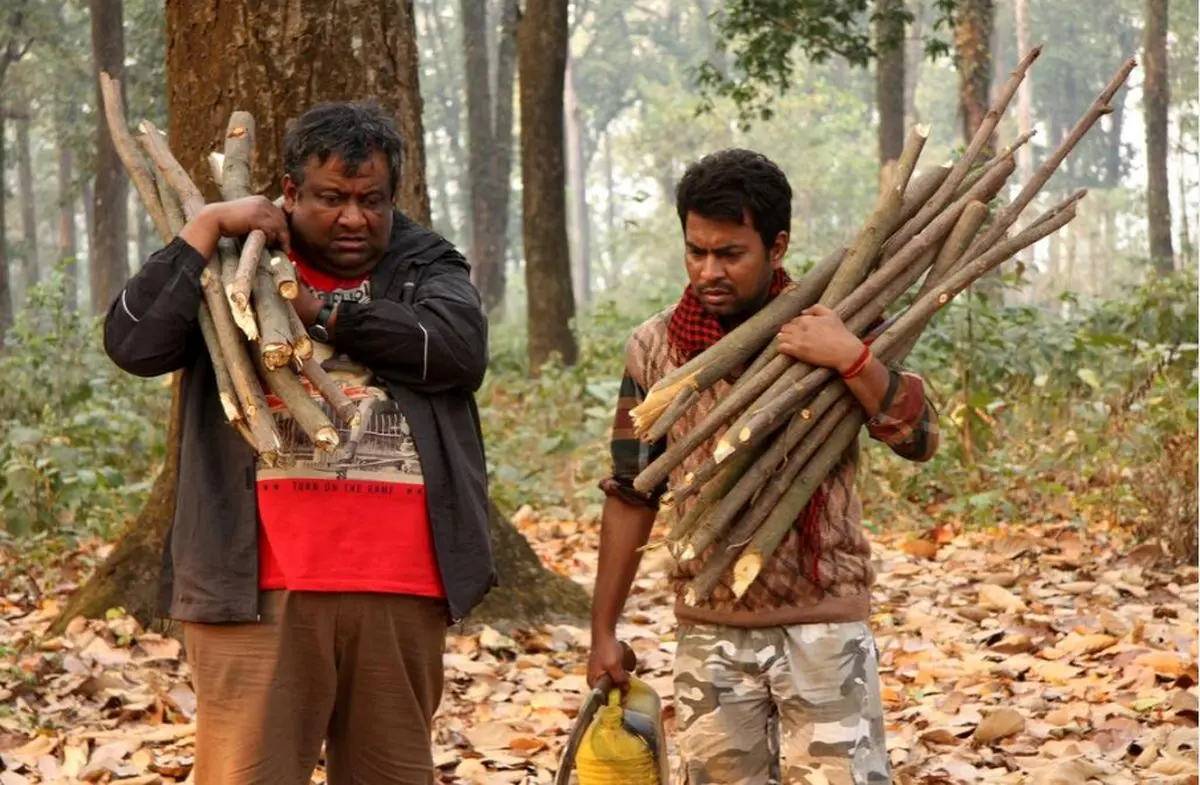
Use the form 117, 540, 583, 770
255, 256, 445, 598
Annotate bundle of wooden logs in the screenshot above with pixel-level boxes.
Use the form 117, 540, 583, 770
629, 50, 1137, 605
98, 72, 365, 467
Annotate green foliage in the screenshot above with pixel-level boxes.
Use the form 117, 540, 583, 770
0, 268, 168, 538
694, 0, 957, 127
868, 269, 1197, 533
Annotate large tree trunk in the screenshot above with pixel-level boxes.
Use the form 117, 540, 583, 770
55, 0, 584, 636
16, 100, 38, 292
954, 0, 996, 156
1144, 0, 1174, 275
875, 0, 906, 170
58, 137, 78, 310
163, 0, 430, 224
463, 0, 518, 317
89, 0, 129, 316
518, 0, 578, 370
904, 0, 924, 126
426, 1, 470, 240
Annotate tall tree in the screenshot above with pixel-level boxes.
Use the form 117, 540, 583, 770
875, 0, 906, 168
518, 0, 578, 369
89, 0, 129, 315
462, 0, 518, 316
565, 55, 591, 304
0, 13, 33, 340
1144, 0, 1174, 275
15, 96, 37, 290
954, 0, 995, 153
55, 0, 586, 632
1014, 0, 1032, 182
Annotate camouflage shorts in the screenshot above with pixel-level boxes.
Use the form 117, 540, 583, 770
672, 622, 889, 785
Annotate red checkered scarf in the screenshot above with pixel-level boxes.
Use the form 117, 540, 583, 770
665, 267, 830, 588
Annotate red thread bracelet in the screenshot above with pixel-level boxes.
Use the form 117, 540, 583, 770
841, 345, 872, 380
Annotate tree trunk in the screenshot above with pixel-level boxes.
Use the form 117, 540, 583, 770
564, 55, 591, 304
0, 110, 11, 338
904, 0, 924, 125
16, 101, 37, 292
1014, 0, 1033, 182
58, 139, 78, 310
875, 0, 906, 170
954, 0, 996, 156
518, 0, 578, 370
1144, 0, 1174, 275
463, 0, 518, 317
56, 0, 582, 635
426, 1, 470, 239
89, 0, 130, 316
163, 0, 430, 225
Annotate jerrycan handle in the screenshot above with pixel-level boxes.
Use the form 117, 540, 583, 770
593, 641, 638, 697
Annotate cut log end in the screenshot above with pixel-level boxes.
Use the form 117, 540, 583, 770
712, 440, 734, 465
683, 587, 699, 606
262, 343, 294, 371
680, 546, 696, 561
279, 281, 299, 300
731, 555, 764, 599
218, 393, 241, 424
314, 427, 340, 451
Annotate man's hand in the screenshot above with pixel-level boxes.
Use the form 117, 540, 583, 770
178, 196, 291, 261
587, 634, 631, 692
777, 304, 865, 374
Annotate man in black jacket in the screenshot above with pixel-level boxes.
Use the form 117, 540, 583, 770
104, 102, 494, 785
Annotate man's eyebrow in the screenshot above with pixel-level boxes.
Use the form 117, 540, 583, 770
686, 242, 745, 253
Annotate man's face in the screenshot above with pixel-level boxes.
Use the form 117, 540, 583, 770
684, 210, 787, 318
282, 151, 393, 275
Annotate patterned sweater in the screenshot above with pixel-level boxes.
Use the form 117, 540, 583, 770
601, 307, 939, 628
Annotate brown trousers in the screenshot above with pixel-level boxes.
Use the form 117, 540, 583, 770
183, 590, 449, 785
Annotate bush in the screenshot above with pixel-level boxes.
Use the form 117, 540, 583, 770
0, 270, 169, 538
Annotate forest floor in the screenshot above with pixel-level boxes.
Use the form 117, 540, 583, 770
0, 509, 1196, 785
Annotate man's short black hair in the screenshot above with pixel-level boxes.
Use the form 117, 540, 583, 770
283, 101, 403, 196
675, 148, 792, 252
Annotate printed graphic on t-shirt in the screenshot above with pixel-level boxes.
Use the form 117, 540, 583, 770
253, 267, 444, 598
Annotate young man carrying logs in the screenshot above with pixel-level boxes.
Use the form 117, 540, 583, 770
588, 148, 939, 784
103, 103, 492, 785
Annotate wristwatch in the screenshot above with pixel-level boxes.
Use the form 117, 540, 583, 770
308, 303, 335, 342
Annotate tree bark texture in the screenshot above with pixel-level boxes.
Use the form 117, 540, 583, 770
164, 0, 431, 225
875, 0, 906, 169
463, 0, 518, 316
90, 0, 130, 316
16, 102, 37, 292
1144, 0, 1174, 275
58, 136, 79, 310
565, 55, 591, 304
954, 0, 996, 157
518, 0, 578, 370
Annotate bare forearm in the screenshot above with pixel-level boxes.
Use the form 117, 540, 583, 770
841, 354, 891, 416
591, 496, 656, 640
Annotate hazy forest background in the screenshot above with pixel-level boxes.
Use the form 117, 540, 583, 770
0, 0, 1196, 782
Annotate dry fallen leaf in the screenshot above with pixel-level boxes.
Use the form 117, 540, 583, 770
973, 708, 1026, 744
977, 584, 1026, 613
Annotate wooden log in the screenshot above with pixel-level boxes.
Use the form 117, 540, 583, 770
897, 164, 951, 226
286, 301, 314, 362
197, 305, 243, 426
298, 356, 360, 427
663, 439, 768, 549
254, 359, 340, 452
136, 121, 206, 219
253, 267, 295, 371
734, 194, 1083, 453
729, 411, 866, 599
959, 58, 1137, 265
97, 73, 171, 242
685, 395, 856, 605
199, 265, 282, 459
952, 130, 1036, 202
881, 46, 1041, 259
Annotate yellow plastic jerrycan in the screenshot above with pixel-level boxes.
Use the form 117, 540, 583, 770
574, 675, 667, 785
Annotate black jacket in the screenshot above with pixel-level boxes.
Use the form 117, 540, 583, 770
103, 211, 496, 624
